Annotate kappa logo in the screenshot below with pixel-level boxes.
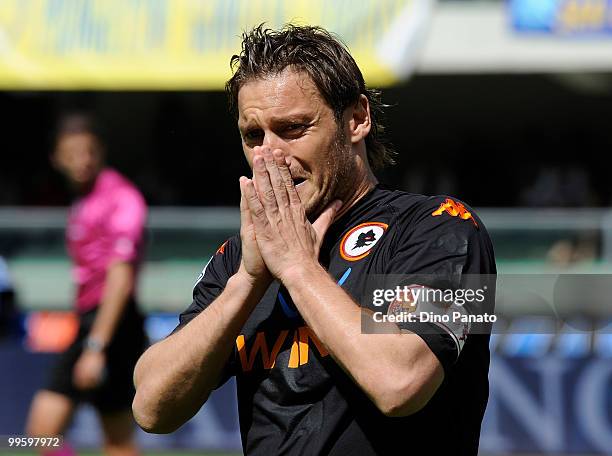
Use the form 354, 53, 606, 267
340, 222, 388, 261
431, 198, 478, 228
216, 240, 228, 255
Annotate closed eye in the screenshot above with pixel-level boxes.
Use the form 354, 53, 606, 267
242, 129, 264, 147
286, 123, 305, 131
281, 123, 309, 139
243, 129, 263, 140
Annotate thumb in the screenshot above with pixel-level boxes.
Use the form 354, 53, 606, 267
312, 200, 342, 242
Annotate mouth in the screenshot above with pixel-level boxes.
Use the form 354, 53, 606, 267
292, 177, 307, 188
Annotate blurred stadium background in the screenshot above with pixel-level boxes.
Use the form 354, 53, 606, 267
1, 0, 611, 455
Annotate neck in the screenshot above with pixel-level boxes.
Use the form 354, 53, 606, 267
334, 164, 378, 220
75, 180, 95, 195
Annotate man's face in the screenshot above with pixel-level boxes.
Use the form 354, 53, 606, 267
53, 132, 103, 187
237, 68, 355, 217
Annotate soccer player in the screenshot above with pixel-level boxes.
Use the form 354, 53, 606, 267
133, 25, 496, 455
27, 114, 147, 456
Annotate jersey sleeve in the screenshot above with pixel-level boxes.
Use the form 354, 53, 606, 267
171, 236, 241, 387
106, 187, 147, 264
175, 236, 240, 328
384, 196, 496, 375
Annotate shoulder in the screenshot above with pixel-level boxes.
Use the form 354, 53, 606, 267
215, 234, 242, 260
379, 192, 496, 275
383, 190, 483, 235
368, 187, 475, 223
383, 192, 492, 260
102, 169, 146, 209
197, 234, 242, 280
361, 186, 486, 237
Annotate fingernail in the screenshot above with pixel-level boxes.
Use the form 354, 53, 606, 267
334, 200, 343, 211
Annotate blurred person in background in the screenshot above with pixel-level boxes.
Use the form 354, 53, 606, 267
26, 114, 147, 456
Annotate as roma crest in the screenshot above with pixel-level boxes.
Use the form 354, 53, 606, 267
339, 222, 388, 261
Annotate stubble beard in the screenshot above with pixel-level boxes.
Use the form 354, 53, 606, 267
306, 126, 356, 222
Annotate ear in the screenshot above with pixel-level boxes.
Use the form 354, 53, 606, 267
348, 94, 372, 144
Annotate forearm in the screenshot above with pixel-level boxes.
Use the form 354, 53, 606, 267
283, 263, 442, 415
133, 271, 268, 433
88, 261, 135, 348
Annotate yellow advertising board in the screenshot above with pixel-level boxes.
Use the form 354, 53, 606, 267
0, 0, 432, 89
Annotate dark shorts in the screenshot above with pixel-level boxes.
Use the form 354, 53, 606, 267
45, 299, 148, 414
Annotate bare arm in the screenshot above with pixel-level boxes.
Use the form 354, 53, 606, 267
73, 261, 135, 390
132, 270, 267, 433
282, 264, 443, 417
133, 178, 272, 433
88, 187, 147, 349
88, 261, 134, 346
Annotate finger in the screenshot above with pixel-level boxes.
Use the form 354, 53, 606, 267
239, 177, 253, 228
251, 146, 262, 196
312, 200, 342, 243
263, 148, 290, 209
253, 152, 278, 215
273, 149, 301, 206
241, 177, 269, 232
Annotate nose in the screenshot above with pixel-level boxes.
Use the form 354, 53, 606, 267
262, 131, 284, 151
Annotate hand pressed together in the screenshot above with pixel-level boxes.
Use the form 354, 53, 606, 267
239, 146, 341, 284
